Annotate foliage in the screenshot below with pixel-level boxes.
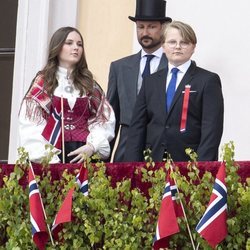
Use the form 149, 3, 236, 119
0, 142, 249, 249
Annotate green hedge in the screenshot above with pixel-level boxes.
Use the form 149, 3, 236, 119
0, 142, 249, 249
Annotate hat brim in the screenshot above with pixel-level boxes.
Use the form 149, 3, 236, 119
128, 16, 172, 22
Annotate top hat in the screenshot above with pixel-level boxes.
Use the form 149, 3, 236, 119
128, 0, 172, 22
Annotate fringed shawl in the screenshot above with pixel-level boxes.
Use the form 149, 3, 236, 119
22, 73, 110, 125
88, 81, 111, 124
24, 74, 51, 124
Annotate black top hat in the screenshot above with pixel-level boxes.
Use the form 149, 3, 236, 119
128, 0, 172, 22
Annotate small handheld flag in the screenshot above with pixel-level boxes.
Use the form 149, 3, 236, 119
29, 167, 48, 250
51, 165, 88, 239
76, 165, 88, 196
51, 187, 74, 239
196, 162, 227, 248
42, 102, 62, 149
153, 171, 181, 250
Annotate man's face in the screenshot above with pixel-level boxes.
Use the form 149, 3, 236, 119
162, 27, 195, 66
136, 21, 164, 52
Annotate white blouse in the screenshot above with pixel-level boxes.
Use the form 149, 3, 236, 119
19, 66, 115, 163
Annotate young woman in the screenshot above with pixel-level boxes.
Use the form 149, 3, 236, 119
19, 26, 115, 163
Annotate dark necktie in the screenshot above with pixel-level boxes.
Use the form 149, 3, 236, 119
142, 54, 155, 78
166, 67, 179, 111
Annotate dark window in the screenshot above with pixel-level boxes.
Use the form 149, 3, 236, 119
0, 0, 18, 162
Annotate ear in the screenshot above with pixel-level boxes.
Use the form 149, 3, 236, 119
191, 44, 196, 54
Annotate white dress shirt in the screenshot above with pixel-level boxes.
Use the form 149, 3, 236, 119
140, 47, 164, 75
166, 60, 191, 90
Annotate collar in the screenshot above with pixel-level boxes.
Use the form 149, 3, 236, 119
141, 47, 163, 59
168, 60, 191, 74
57, 66, 72, 80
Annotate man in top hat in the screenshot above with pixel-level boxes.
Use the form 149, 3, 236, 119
107, 0, 172, 162
124, 21, 224, 163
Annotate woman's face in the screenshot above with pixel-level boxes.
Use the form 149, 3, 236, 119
58, 31, 83, 70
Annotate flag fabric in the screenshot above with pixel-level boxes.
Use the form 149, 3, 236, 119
29, 167, 48, 250
51, 187, 74, 239
196, 162, 227, 248
153, 171, 182, 250
76, 165, 88, 196
42, 100, 62, 149
169, 175, 184, 218
51, 165, 88, 239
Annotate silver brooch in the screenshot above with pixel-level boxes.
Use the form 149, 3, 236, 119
64, 85, 74, 93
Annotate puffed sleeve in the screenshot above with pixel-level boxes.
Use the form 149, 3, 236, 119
19, 99, 61, 163
87, 96, 115, 159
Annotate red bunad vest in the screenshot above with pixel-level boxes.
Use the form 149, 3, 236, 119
52, 96, 91, 143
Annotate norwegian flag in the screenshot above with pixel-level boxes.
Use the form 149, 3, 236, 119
153, 171, 182, 250
196, 162, 227, 248
51, 187, 74, 239
51, 166, 88, 239
169, 175, 184, 218
76, 165, 88, 196
29, 167, 48, 250
42, 102, 62, 149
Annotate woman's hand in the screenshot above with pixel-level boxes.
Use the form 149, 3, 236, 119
68, 143, 94, 163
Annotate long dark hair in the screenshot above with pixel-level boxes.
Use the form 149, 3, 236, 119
22, 27, 110, 124
41, 26, 94, 96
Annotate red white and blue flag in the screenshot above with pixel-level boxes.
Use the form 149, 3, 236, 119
42, 103, 62, 149
29, 167, 48, 250
169, 175, 184, 218
51, 166, 88, 239
196, 162, 227, 248
153, 171, 182, 250
76, 165, 88, 196
51, 187, 74, 239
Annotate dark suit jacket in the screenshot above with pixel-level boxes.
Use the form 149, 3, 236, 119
124, 61, 224, 162
107, 51, 168, 162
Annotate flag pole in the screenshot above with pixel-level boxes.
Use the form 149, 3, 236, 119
196, 242, 200, 249
60, 95, 65, 163
29, 160, 55, 246
169, 162, 196, 250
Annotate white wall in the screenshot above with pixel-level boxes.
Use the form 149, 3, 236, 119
8, 0, 78, 163
133, 0, 250, 160
167, 0, 250, 160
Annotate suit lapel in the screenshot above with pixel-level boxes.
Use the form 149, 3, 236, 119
123, 51, 141, 101
158, 53, 168, 71
124, 52, 167, 99
155, 68, 168, 115
167, 61, 196, 115
123, 52, 168, 111
156, 54, 168, 115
